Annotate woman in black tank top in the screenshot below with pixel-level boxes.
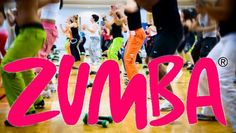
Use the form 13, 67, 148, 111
107, 5, 126, 61
111, 23, 123, 38
69, 15, 80, 61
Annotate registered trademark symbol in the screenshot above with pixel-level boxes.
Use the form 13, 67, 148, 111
218, 57, 228, 67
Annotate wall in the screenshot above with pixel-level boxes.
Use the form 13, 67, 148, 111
1, 6, 148, 50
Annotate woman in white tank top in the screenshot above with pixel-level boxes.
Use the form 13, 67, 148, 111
83, 14, 101, 66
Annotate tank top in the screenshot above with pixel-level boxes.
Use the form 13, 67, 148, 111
125, 7, 142, 30
199, 13, 217, 38
111, 23, 123, 38
41, 3, 60, 20
103, 29, 111, 41
71, 27, 79, 39
152, 0, 183, 33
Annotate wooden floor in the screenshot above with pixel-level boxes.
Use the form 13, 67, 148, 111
0, 55, 233, 133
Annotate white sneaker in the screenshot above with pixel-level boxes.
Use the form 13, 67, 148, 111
41, 89, 51, 99
48, 84, 56, 93
160, 100, 173, 111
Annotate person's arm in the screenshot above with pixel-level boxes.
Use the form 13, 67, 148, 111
38, 0, 59, 9
125, 0, 138, 13
194, 17, 217, 32
6, 10, 16, 26
122, 24, 128, 32
86, 24, 98, 34
198, 0, 232, 21
68, 22, 77, 28
106, 28, 110, 36
114, 12, 127, 26
106, 19, 114, 30
60, 24, 67, 33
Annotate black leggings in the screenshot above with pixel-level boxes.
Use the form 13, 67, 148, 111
101, 40, 112, 52
70, 36, 81, 61
79, 37, 86, 53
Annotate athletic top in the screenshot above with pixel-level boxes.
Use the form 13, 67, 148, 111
89, 23, 100, 37
41, 3, 60, 20
71, 27, 80, 39
199, 13, 217, 38
219, 0, 236, 37
102, 28, 111, 41
125, 8, 142, 30
111, 23, 123, 38
152, 0, 183, 33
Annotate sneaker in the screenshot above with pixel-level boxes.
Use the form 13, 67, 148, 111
145, 71, 149, 76
187, 64, 194, 71
125, 79, 129, 85
90, 71, 97, 75
183, 61, 191, 68
197, 114, 216, 121
4, 111, 36, 127
143, 65, 148, 69
160, 100, 173, 111
41, 89, 51, 99
48, 83, 56, 93
159, 95, 164, 100
34, 100, 45, 109
87, 82, 93, 88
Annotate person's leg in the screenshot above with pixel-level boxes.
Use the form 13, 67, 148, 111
38, 22, 58, 59
191, 39, 202, 64
198, 40, 223, 119
217, 34, 236, 132
149, 31, 182, 110
0, 32, 8, 56
108, 37, 124, 61
65, 38, 71, 54
70, 38, 80, 61
124, 29, 146, 80
88, 38, 96, 64
1, 27, 46, 113
79, 37, 86, 53
91, 37, 101, 64
200, 37, 218, 58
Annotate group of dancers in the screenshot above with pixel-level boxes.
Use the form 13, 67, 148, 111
0, 0, 236, 132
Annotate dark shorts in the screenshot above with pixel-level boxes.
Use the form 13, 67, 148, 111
149, 31, 183, 58
177, 32, 195, 53
191, 37, 218, 63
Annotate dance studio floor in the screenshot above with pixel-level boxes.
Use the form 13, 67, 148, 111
0, 55, 233, 133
